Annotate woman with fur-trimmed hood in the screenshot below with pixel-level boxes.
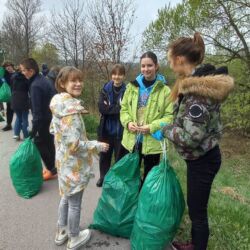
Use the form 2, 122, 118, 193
161, 33, 234, 250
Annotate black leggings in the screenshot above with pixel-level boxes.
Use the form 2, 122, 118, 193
98, 137, 123, 179
119, 143, 160, 183
34, 123, 56, 175
186, 146, 221, 250
6, 102, 14, 125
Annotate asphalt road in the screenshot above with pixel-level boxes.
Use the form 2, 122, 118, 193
0, 122, 130, 250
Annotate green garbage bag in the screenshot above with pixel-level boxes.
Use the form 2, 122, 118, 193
90, 152, 140, 238
130, 148, 185, 250
10, 138, 43, 199
0, 81, 11, 102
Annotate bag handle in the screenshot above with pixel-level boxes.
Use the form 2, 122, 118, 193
133, 132, 142, 152
160, 140, 169, 169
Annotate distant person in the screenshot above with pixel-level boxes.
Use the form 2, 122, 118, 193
11, 68, 30, 140
2, 62, 15, 131
20, 58, 57, 181
50, 66, 109, 249
41, 63, 49, 76
96, 64, 126, 187
46, 65, 61, 94
0, 66, 5, 112
160, 33, 234, 250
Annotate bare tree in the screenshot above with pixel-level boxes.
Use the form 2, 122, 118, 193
49, 0, 89, 68
87, 0, 135, 80
1, 0, 42, 59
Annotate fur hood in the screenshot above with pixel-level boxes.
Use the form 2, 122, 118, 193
178, 74, 234, 102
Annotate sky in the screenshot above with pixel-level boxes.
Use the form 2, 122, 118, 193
0, 0, 182, 58
0, 0, 181, 34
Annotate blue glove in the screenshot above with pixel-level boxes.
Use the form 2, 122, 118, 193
151, 130, 164, 141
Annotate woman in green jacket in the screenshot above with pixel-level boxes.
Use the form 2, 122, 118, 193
119, 51, 173, 182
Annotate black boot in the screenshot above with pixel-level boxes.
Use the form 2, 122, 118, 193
2, 124, 12, 131
96, 178, 104, 187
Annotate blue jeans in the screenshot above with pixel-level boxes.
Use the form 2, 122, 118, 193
14, 110, 29, 138
58, 190, 84, 237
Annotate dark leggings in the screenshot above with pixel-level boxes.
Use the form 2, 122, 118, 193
186, 146, 221, 250
118, 143, 160, 182
6, 102, 14, 125
34, 123, 57, 175
99, 137, 123, 179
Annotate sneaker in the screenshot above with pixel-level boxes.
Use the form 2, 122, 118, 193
67, 229, 91, 250
13, 135, 20, 140
2, 125, 12, 131
96, 178, 103, 187
172, 242, 194, 250
55, 226, 68, 245
43, 170, 57, 181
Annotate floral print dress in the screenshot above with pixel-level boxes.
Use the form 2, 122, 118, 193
50, 93, 102, 196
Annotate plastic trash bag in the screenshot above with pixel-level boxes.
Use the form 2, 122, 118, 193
9, 138, 43, 199
90, 152, 140, 238
0, 81, 11, 102
131, 142, 185, 250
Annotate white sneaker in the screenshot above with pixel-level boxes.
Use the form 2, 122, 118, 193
13, 135, 20, 140
55, 226, 68, 246
67, 229, 91, 250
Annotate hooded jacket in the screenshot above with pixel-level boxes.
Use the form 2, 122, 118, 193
120, 74, 173, 154
162, 65, 234, 160
98, 81, 126, 139
11, 72, 29, 111
50, 93, 103, 196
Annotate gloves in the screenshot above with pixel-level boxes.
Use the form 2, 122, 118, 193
151, 130, 164, 141
151, 123, 168, 141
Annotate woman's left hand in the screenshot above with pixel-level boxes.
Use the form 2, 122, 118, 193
138, 125, 150, 134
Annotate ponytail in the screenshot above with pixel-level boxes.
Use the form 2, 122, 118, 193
168, 32, 205, 66
193, 32, 205, 64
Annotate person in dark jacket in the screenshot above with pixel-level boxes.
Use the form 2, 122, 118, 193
46, 65, 61, 94
0, 66, 5, 112
11, 70, 30, 140
159, 33, 234, 250
20, 58, 57, 181
41, 63, 49, 76
2, 61, 15, 131
96, 64, 126, 187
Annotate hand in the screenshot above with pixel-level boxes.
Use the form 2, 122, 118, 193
137, 125, 150, 135
100, 142, 109, 152
128, 122, 138, 133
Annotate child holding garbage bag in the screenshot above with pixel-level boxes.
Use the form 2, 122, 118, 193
50, 66, 109, 250
159, 33, 234, 250
119, 51, 173, 182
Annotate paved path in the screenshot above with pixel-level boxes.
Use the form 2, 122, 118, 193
0, 122, 130, 250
